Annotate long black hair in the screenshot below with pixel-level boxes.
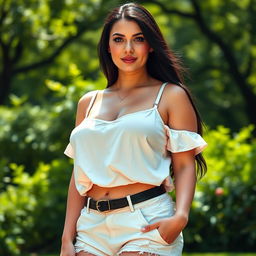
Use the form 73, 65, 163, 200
98, 2, 207, 180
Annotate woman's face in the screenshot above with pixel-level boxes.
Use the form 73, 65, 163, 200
108, 18, 152, 73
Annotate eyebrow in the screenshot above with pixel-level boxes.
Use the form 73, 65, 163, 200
112, 32, 143, 37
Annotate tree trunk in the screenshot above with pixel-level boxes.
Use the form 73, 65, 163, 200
0, 72, 12, 105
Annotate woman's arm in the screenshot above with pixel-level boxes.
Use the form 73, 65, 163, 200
167, 84, 198, 224
172, 150, 196, 224
61, 171, 86, 243
61, 91, 96, 244
141, 84, 200, 244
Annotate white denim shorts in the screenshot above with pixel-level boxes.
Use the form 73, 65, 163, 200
75, 192, 184, 256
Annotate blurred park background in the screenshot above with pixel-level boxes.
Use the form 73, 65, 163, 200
0, 0, 256, 255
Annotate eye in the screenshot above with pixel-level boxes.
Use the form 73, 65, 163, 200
134, 36, 145, 42
113, 37, 123, 43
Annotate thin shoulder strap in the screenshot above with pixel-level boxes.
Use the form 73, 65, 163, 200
153, 82, 168, 107
85, 90, 99, 118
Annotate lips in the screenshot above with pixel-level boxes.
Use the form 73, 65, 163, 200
121, 56, 137, 63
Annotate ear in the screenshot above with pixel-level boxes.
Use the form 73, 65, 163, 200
149, 47, 153, 53
108, 46, 111, 53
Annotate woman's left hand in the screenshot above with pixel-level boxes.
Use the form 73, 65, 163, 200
141, 213, 188, 244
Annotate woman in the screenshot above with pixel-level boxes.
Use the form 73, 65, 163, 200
60, 3, 207, 256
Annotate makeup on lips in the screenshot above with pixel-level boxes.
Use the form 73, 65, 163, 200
121, 56, 137, 64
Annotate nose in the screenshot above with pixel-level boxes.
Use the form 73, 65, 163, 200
124, 40, 134, 54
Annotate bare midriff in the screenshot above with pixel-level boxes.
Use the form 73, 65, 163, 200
86, 182, 157, 201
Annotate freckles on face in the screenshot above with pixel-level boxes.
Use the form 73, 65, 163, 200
108, 19, 152, 71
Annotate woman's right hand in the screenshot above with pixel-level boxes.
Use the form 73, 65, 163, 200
60, 240, 76, 256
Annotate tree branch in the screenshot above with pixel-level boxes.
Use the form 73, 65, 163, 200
244, 0, 256, 78
146, 0, 256, 126
0, 0, 8, 27
189, 0, 245, 85
141, 0, 195, 18
245, 54, 253, 78
12, 40, 23, 64
12, 21, 98, 74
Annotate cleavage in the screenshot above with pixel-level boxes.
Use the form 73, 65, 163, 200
88, 90, 155, 121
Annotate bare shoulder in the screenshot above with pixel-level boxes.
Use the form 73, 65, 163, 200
75, 90, 98, 126
78, 90, 98, 107
164, 83, 189, 101
163, 83, 197, 131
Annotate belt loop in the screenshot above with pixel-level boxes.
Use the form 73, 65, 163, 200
126, 195, 135, 212
86, 197, 91, 213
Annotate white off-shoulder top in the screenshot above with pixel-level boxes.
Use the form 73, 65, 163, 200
64, 82, 207, 196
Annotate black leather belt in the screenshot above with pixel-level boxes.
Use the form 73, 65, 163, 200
85, 184, 166, 212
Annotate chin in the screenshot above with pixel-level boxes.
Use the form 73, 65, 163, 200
118, 64, 145, 73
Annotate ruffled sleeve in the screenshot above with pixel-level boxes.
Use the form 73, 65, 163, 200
164, 125, 207, 155
64, 143, 74, 159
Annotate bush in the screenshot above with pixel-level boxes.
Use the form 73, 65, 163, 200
1, 69, 256, 254
0, 159, 72, 255
0, 66, 103, 255
184, 125, 256, 252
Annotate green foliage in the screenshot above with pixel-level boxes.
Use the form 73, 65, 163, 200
184, 125, 256, 252
1, 0, 256, 255
0, 63, 103, 176
0, 65, 103, 255
1, 66, 256, 254
0, 159, 72, 255
142, 0, 255, 130
1, 0, 254, 132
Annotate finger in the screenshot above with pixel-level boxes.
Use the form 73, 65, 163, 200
141, 222, 160, 232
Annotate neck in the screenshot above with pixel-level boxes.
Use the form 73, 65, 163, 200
114, 68, 152, 90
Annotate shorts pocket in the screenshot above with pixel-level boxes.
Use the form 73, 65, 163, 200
76, 207, 102, 232
136, 207, 169, 245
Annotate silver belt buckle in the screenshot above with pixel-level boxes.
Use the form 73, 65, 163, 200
96, 199, 111, 212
